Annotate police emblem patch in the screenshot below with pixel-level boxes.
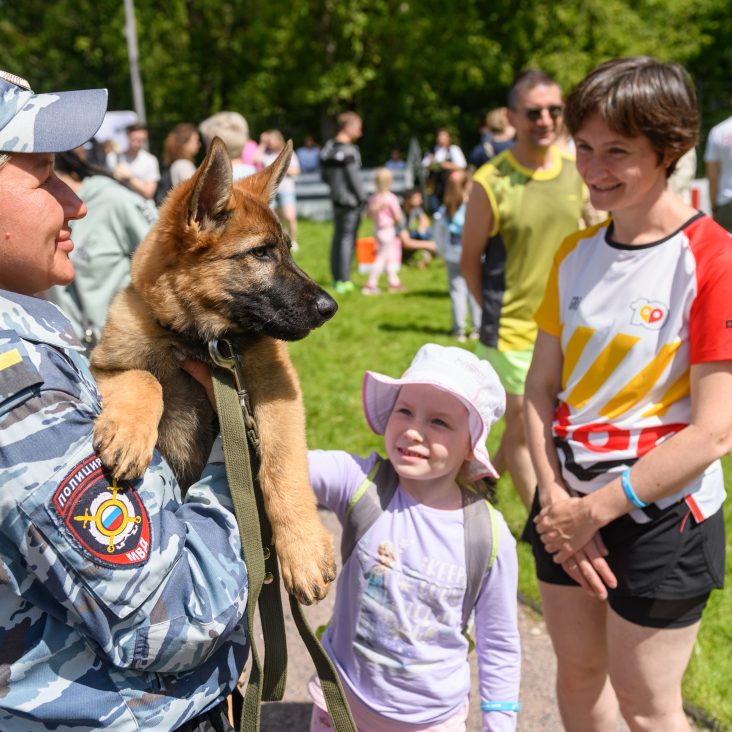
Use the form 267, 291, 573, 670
53, 455, 151, 566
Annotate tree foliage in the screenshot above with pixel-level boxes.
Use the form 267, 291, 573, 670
0, 0, 727, 162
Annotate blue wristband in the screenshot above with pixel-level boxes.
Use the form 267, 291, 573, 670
480, 701, 521, 712
621, 468, 648, 508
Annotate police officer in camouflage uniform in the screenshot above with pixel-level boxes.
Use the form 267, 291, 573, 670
0, 71, 249, 731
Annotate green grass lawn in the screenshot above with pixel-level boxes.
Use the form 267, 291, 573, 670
289, 218, 732, 729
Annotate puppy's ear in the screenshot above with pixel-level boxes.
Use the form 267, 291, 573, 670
187, 136, 233, 228
236, 140, 293, 204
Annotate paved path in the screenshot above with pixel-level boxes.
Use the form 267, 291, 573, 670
256, 509, 705, 731
260, 593, 566, 731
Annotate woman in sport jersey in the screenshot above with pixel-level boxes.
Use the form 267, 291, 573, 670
524, 56, 732, 732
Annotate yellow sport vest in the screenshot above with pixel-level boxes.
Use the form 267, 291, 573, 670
473, 146, 585, 351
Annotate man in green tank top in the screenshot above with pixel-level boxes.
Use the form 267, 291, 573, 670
461, 69, 586, 510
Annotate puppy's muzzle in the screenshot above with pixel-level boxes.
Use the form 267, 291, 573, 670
314, 293, 338, 324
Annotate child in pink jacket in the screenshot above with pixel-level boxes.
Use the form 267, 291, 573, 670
363, 167, 406, 294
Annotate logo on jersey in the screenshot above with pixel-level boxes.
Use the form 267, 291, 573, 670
630, 298, 668, 331
53, 455, 150, 566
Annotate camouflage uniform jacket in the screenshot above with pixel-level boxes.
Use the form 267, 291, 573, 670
0, 291, 249, 731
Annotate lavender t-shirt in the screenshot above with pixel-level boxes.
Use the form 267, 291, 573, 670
309, 450, 520, 732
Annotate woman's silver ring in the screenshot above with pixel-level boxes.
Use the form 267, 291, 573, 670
568, 562, 579, 571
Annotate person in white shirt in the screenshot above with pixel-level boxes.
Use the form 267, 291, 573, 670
422, 128, 467, 213
112, 123, 160, 200
704, 95, 732, 231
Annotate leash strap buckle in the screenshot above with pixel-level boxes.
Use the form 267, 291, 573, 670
209, 338, 260, 447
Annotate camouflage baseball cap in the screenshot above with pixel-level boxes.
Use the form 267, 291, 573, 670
0, 70, 107, 154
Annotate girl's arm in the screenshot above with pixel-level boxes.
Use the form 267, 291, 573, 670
474, 517, 520, 732
536, 360, 732, 562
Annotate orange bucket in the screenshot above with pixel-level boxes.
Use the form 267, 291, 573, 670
356, 236, 377, 273
356, 236, 377, 265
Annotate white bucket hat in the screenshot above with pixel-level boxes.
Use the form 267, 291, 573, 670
362, 343, 506, 480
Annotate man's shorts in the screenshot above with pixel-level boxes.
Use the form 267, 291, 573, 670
475, 343, 533, 396
524, 491, 725, 628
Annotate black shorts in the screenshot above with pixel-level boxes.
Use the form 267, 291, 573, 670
524, 491, 725, 628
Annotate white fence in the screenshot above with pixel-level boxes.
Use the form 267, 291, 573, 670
294, 167, 414, 221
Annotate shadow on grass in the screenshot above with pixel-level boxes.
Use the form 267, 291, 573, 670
402, 288, 448, 299
378, 322, 448, 336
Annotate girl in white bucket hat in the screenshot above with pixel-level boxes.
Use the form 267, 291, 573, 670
307, 344, 520, 732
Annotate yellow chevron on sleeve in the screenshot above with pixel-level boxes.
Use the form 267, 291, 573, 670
535, 229, 592, 337
565, 333, 639, 409
640, 367, 691, 418
599, 341, 682, 419
562, 326, 595, 390
0, 348, 22, 371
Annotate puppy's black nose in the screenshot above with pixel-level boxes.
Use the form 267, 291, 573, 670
315, 294, 338, 322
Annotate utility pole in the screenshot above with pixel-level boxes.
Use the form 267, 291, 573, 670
123, 0, 146, 124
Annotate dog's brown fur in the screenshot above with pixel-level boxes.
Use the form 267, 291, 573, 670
90, 138, 337, 604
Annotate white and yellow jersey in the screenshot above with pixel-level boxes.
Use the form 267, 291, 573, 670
536, 213, 732, 523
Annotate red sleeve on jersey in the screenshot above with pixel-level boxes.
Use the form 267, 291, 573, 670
687, 216, 732, 363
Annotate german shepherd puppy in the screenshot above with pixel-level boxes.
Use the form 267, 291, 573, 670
90, 138, 337, 604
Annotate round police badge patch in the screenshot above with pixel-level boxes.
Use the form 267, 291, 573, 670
53, 454, 151, 566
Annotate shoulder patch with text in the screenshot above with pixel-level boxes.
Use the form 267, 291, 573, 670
53, 455, 151, 566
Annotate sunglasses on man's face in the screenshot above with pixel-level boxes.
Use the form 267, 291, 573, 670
522, 105, 564, 122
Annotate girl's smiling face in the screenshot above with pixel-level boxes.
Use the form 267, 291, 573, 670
384, 383, 473, 491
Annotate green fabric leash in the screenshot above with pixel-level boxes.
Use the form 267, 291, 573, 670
288, 594, 358, 732
210, 340, 356, 732
212, 366, 286, 730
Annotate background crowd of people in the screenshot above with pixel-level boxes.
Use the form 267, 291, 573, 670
2, 51, 732, 732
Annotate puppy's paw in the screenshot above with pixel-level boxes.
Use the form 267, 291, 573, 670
93, 369, 164, 481
93, 409, 159, 481
276, 522, 337, 605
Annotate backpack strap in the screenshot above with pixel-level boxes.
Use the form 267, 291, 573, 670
340, 456, 399, 565
461, 488, 499, 631
340, 459, 498, 633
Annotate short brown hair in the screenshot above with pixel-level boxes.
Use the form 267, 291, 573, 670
565, 56, 699, 176
508, 69, 559, 110
336, 111, 361, 132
